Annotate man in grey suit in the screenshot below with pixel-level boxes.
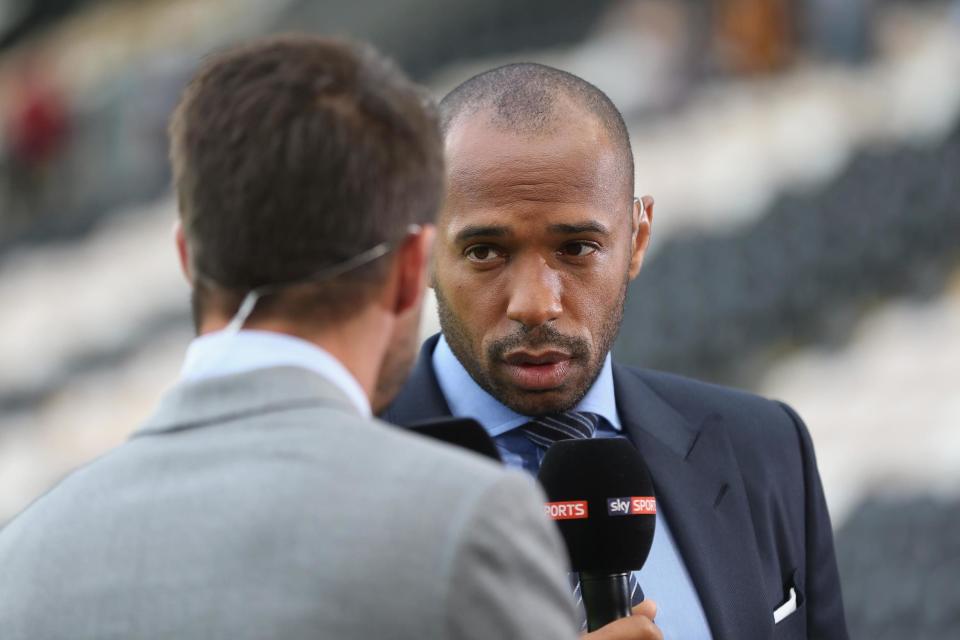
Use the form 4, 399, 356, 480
0, 35, 606, 640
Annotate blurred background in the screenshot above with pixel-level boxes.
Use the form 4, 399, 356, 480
0, 0, 957, 637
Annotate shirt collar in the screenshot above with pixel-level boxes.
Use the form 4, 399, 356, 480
180, 329, 371, 417
432, 334, 621, 437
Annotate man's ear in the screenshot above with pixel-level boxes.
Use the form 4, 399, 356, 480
391, 224, 436, 315
174, 220, 193, 284
628, 195, 654, 280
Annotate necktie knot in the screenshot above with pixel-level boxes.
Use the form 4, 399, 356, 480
521, 412, 599, 449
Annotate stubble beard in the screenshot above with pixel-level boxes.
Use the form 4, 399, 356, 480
435, 278, 627, 417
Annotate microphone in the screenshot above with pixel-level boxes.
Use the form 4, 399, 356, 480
537, 438, 656, 631
405, 417, 502, 462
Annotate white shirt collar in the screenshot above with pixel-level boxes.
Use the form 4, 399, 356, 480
180, 329, 371, 417
432, 334, 621, 436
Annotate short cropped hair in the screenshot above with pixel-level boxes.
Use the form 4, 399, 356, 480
438, 62, 633, 197
169, 35, 443, 326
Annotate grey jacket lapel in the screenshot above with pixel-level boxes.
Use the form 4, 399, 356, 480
136, 366, 360, 437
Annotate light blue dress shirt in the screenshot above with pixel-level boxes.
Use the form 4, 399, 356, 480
180, 329, 371, 417
433, 336, 713, 639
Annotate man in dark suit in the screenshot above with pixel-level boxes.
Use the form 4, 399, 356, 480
384, 63, 848, 639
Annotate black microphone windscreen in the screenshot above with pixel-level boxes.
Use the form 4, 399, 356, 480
406, 417, 502, 462
538, 438, 656, 572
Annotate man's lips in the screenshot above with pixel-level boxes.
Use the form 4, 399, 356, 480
501, 350, 574, 390
503, 350, 571, 366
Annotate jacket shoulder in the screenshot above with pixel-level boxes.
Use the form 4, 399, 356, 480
618, 365, 807, 454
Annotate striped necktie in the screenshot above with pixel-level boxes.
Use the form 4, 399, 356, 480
520, 412, 644, 630
521, 411, 599, 447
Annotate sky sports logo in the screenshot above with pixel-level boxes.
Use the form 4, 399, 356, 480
544, 500, 588, 520
607, 497, 657, 516
544, 497, 656, 520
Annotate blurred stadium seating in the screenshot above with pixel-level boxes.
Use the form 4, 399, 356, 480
616, 120, 960, 386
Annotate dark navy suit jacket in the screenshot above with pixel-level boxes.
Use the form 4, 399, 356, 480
383, 335, 849, 640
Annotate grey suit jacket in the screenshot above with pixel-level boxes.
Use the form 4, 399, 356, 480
0, 366, 578, 639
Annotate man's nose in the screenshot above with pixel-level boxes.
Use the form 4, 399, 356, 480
505, 256, 562, 329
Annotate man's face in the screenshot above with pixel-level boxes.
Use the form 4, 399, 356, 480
434, 113, 650, 416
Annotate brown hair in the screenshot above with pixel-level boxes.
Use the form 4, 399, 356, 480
169, 35, 443, 327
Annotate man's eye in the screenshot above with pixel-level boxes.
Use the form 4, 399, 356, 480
560, 242, 599, 258
464, 245, 503, 262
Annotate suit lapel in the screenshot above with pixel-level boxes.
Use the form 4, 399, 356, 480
613, 365, 773, 639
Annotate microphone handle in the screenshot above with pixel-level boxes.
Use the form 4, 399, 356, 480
579, 571, 633, 632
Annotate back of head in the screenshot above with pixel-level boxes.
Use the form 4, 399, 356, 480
169, 35, 444, 326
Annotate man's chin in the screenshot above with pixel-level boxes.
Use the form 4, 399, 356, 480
493, 384, 581, 417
